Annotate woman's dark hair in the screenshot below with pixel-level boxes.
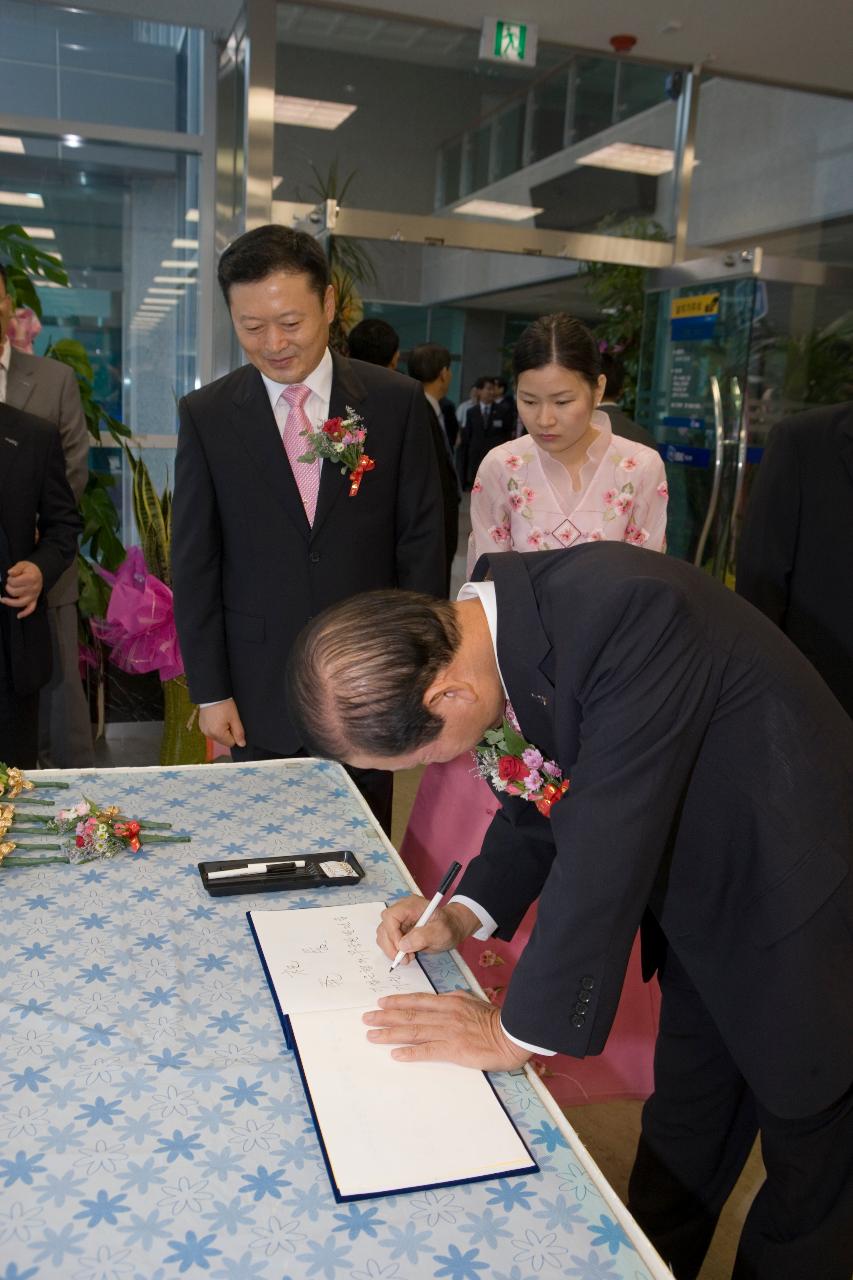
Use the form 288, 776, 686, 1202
286, 591, 461, 760
217, 224, 330, 304
513, 313, 601, 388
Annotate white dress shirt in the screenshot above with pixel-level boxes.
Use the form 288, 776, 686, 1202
260, 346, 334, 433
0, 338, 10, 403
450, 579, 555, 1057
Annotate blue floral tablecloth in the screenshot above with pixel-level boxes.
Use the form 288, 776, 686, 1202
0, 760, 668, 1280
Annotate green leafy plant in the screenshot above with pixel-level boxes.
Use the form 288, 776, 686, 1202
298, 161, 375, 353
753, 313, 853, 410
580, 216, 669, 416
0, 223, 68, 310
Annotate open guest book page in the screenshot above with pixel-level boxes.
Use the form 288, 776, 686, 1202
247, 900, 538, 1202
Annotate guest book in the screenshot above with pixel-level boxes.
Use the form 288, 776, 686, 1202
248, 900, 538, 1201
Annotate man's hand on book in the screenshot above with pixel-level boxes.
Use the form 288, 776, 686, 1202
363, 991, 531, 1071
377, 896, 478, 963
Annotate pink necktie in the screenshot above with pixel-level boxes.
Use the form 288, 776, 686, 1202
279, 384, 320, 524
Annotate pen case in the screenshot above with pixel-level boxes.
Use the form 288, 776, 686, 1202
197, 850, 365, 896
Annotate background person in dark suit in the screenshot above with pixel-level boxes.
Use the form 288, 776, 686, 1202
456, 375, 496, 489
0, 402, 81, 766
0, 263, 92, 768
736, 401, 853, 716
345, 317, 400, 370
286, 545, 853, 1280
171, 225, 445, 830
599, 350, 658, 449
407, 342, 460, 593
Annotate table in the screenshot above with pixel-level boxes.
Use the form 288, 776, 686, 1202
0, 759, 671, 1279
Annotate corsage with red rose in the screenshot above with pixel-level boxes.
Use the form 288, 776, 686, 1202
473, 715, 569, 817
298, 406, 375, 496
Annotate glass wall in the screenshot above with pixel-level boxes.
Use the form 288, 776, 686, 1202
0, 0, 205, 542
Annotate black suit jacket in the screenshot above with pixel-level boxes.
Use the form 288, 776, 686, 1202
458, 402, 514, 488
0, 404, 81, 695
599, 403, 657, 450
736, 402, 853, 715
172, 353, 446, 753
456, 545, 853, 1118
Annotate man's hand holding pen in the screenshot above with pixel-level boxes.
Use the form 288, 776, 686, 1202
376, 895, 478, 964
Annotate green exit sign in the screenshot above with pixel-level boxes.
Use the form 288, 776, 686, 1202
479, 17, 538, 67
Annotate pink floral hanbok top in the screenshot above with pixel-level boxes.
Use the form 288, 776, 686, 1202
467, 411, 668, 572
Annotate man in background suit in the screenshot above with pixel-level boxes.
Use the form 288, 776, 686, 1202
287, 545, 853, 1279
489, 375, 517, 441
171, 225, 445, 831
0, 402, 81, 766
346, 317, 400, 370
457, 375, 497, 489
407, 343, 460, 593
0, 263, 92, 768
736, 401, 853, 716
599, 350, 657, 449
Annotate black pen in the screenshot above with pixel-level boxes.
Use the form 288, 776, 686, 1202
390, 860, 463, 971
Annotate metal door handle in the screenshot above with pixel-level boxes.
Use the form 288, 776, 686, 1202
694, 375, 724, 567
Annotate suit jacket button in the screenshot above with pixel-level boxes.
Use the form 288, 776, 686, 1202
578, 990, 592, 1003
574, 1002, 587, 1015
571, 1015, 585, 1029
309, 551, 320, 564
581, 976, 595, 990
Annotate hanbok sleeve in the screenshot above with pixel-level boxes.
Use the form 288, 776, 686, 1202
626, 449, 669, 553
466, 457, 512, 575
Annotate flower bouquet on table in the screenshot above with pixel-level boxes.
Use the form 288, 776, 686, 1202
0, 797, 190, 868
298, 406, 375, 496
473, 708, 570, 817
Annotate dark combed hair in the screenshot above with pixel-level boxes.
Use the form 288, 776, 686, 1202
346, 317, 399, 366
599, 349, 625, 399
513, 313, 601, 388
286, 590, 461, 760
217, 224, 330, 303
407, 343, 451, 385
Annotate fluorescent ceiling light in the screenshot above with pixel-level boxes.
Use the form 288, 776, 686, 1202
274, 95, 357, 131
160, 259, 198, 269
577, 142, 674, 175
453, 199, 543, 221
22, 226, 56, 239
0, 137, 24, 155
144, 296, 179, 305
154, 276, 196, 285
171, 238, 198, 249
0, 191, 45, 209
148, 287, 185, 295
34, 280, 62, 288
61, 134, 85, 148
185, 209, 199, 222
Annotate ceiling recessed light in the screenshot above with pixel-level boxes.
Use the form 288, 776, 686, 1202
153, 276, 196, 285
160, 260, 198, 269
577, 142, 674, 175
22, 226, 56, 240
171, 238, 199, 249
453, 199, 544, 221
185, 209, 199, 222
274, 95, 357, 131
0, 137, 24, 154
61, 134, 85, 148
0, 191, 45, 209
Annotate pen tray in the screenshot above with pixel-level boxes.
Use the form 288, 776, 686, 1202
198, 850, 365, 897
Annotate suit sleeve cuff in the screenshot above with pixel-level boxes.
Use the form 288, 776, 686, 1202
449, 894, 497, 940
500, 1019, 556, 1056
199, 699, 228, 708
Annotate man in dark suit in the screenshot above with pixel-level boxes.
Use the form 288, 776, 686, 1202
456, 375, 497, 489
286, 545, 853, 1279
599, 351, 658, 448
407, 343, 460, 594
489, 375, 517, 441
346, 317, 400, 370
736, 401, 853, 716
171, 225, 445, 830
0, 263, 92, 768
0, 403, 81, 766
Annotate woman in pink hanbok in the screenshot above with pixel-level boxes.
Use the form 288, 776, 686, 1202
400, 315, 668, 1106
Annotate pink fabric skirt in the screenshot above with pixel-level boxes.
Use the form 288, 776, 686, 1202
399, 754, 661, 1106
